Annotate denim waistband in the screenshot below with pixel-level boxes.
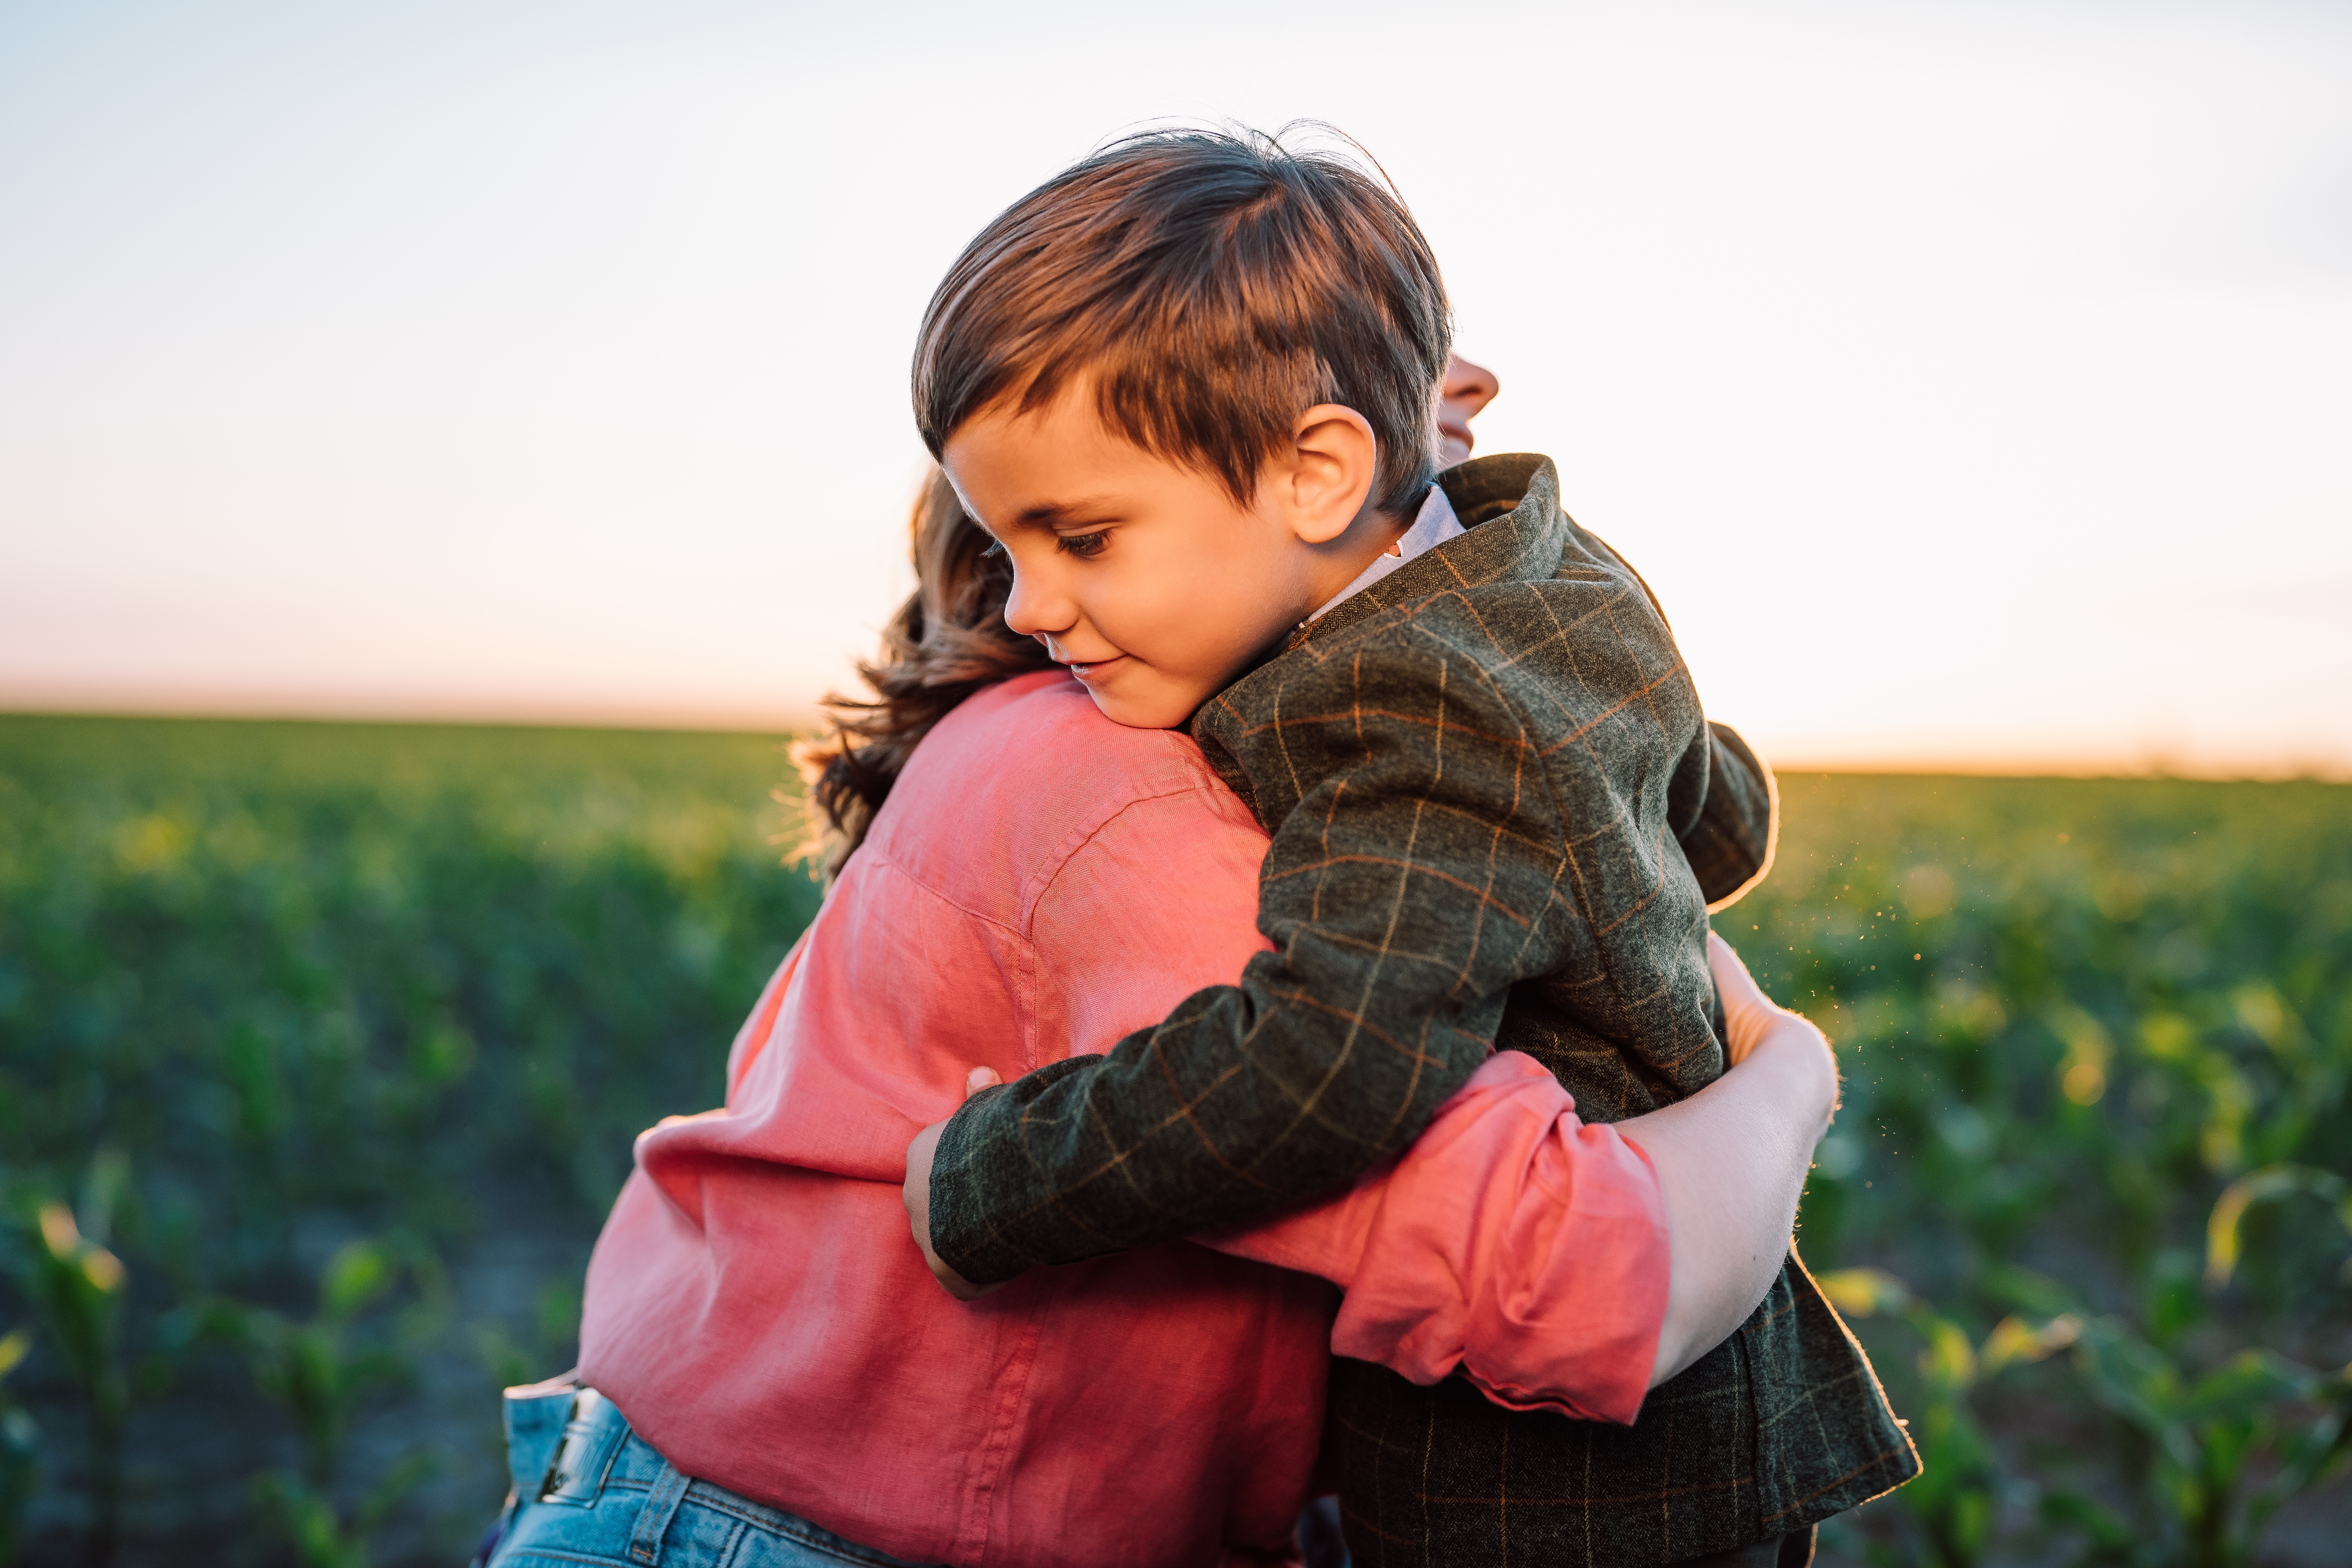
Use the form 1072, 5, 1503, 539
497, 1378, 938, 1568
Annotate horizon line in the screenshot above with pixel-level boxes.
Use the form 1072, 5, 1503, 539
4, 698, 2346, 786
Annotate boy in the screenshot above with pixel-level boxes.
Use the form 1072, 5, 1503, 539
902, 128, 1915, 1564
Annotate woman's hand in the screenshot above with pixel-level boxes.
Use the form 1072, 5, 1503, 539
1708, 929, 1840, 1146
1711, 930, 1809, 1071
1618, 936, 1840, 1387
903, 1067, 1007, 1302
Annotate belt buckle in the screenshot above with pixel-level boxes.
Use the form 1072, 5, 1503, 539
537, 1388, 617, 1504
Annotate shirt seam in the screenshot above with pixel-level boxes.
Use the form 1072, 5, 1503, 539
856, 743, 1223, 940
847, 848, 1028, 941
1013, 747, 1246, 932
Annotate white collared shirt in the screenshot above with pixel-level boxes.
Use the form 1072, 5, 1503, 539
1306, 484, 1465, 623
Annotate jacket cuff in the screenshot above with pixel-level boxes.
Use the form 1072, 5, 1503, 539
926, 1084, 1033, 1287
925, 1060, 1111, 1286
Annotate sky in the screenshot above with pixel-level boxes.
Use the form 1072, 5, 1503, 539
2, 0, 2347, 775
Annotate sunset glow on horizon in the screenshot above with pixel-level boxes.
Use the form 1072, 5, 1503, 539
3, 0, 2347, 777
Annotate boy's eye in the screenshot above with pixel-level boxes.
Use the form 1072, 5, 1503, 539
979, 539, 1006, 561
1056, 530, 1110, 559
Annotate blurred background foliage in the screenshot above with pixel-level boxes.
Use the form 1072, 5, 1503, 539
1736, 775, 2352, 1568
0, 717, 2345, 1565
0, 716, 817, 1564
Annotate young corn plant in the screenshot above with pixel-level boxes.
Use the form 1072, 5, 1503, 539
238, 1240, 406, 1486
2046, 1322, 2350, 1568
1815, 1267, 2082, 1568
1968, 1173, 2352, 1568
232, 1238, 443, 1567
249, 1452, 440, 1568
0, 1327, 38, 1568
2202, 1163, 2352, 1296
7, 1181, 131, 1568
2039, 1161, 2352, 1568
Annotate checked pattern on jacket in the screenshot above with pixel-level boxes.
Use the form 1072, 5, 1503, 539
927, 453, 1916, 1558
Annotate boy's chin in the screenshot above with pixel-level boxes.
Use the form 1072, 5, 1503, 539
1073, 672, 1200, 731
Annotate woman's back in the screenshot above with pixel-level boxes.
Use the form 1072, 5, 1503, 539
578, 670, 1332, 1568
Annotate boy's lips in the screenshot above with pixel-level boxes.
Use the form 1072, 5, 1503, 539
1060, 654, 1127, 682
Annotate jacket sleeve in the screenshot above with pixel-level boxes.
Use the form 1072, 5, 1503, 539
1580, 526, 1776, 909
927, 640, 1577, 1285
1679, 722, 1778, 909
1201, 1051, 1668, 1426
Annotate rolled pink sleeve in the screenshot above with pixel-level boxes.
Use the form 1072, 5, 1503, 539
1203, 1051, 1669, 1426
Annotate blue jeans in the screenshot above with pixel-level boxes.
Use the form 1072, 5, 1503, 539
485, 1381, 938, 1568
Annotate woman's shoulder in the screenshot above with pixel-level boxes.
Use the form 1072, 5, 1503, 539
865, 671, 1252, 915
917, 670, 1212, 795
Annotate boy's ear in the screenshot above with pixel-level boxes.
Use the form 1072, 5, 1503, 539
1271, 404, 1381, 545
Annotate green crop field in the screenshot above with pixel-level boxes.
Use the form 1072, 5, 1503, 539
1, 715, 2346, 1567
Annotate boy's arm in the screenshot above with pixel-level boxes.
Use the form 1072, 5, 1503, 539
924, 645, 1579, 1287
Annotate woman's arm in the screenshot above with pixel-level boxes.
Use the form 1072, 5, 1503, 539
1619, 933, 1837, 1385
1202, 1052, 1668, 1424
1205, 934, 1837, 1420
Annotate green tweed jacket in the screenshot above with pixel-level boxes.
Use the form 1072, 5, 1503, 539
928, 453, 1917, 1562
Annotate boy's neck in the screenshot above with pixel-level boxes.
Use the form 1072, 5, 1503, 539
1301, 500, 1413, 611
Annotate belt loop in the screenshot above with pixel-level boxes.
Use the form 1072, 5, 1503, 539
628, 1460, 691, 1565
501, 1376, 583, 1504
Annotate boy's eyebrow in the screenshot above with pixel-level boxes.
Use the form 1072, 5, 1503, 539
1012, 495, 1121, 529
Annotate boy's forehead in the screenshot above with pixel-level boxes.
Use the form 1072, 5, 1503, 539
947, 376, 1108, 459
942, 386, 1189, 526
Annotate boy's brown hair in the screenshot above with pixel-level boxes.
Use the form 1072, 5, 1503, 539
914, 124, 1452, 519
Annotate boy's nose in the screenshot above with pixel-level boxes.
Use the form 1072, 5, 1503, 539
1002, 564, 1075, 641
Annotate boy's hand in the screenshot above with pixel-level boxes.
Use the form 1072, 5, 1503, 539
903, 1067, 1007, 1302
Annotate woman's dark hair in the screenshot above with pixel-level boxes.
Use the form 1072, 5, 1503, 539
792, 468, 1054, 877
914, 124, 1452, 519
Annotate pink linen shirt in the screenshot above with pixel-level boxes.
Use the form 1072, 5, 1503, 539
579, 670, 1666, 1568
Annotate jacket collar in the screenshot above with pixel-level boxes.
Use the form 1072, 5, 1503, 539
1288, 453, 1568, 651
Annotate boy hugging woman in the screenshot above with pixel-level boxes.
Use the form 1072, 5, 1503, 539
480, 129, 1917, 1568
